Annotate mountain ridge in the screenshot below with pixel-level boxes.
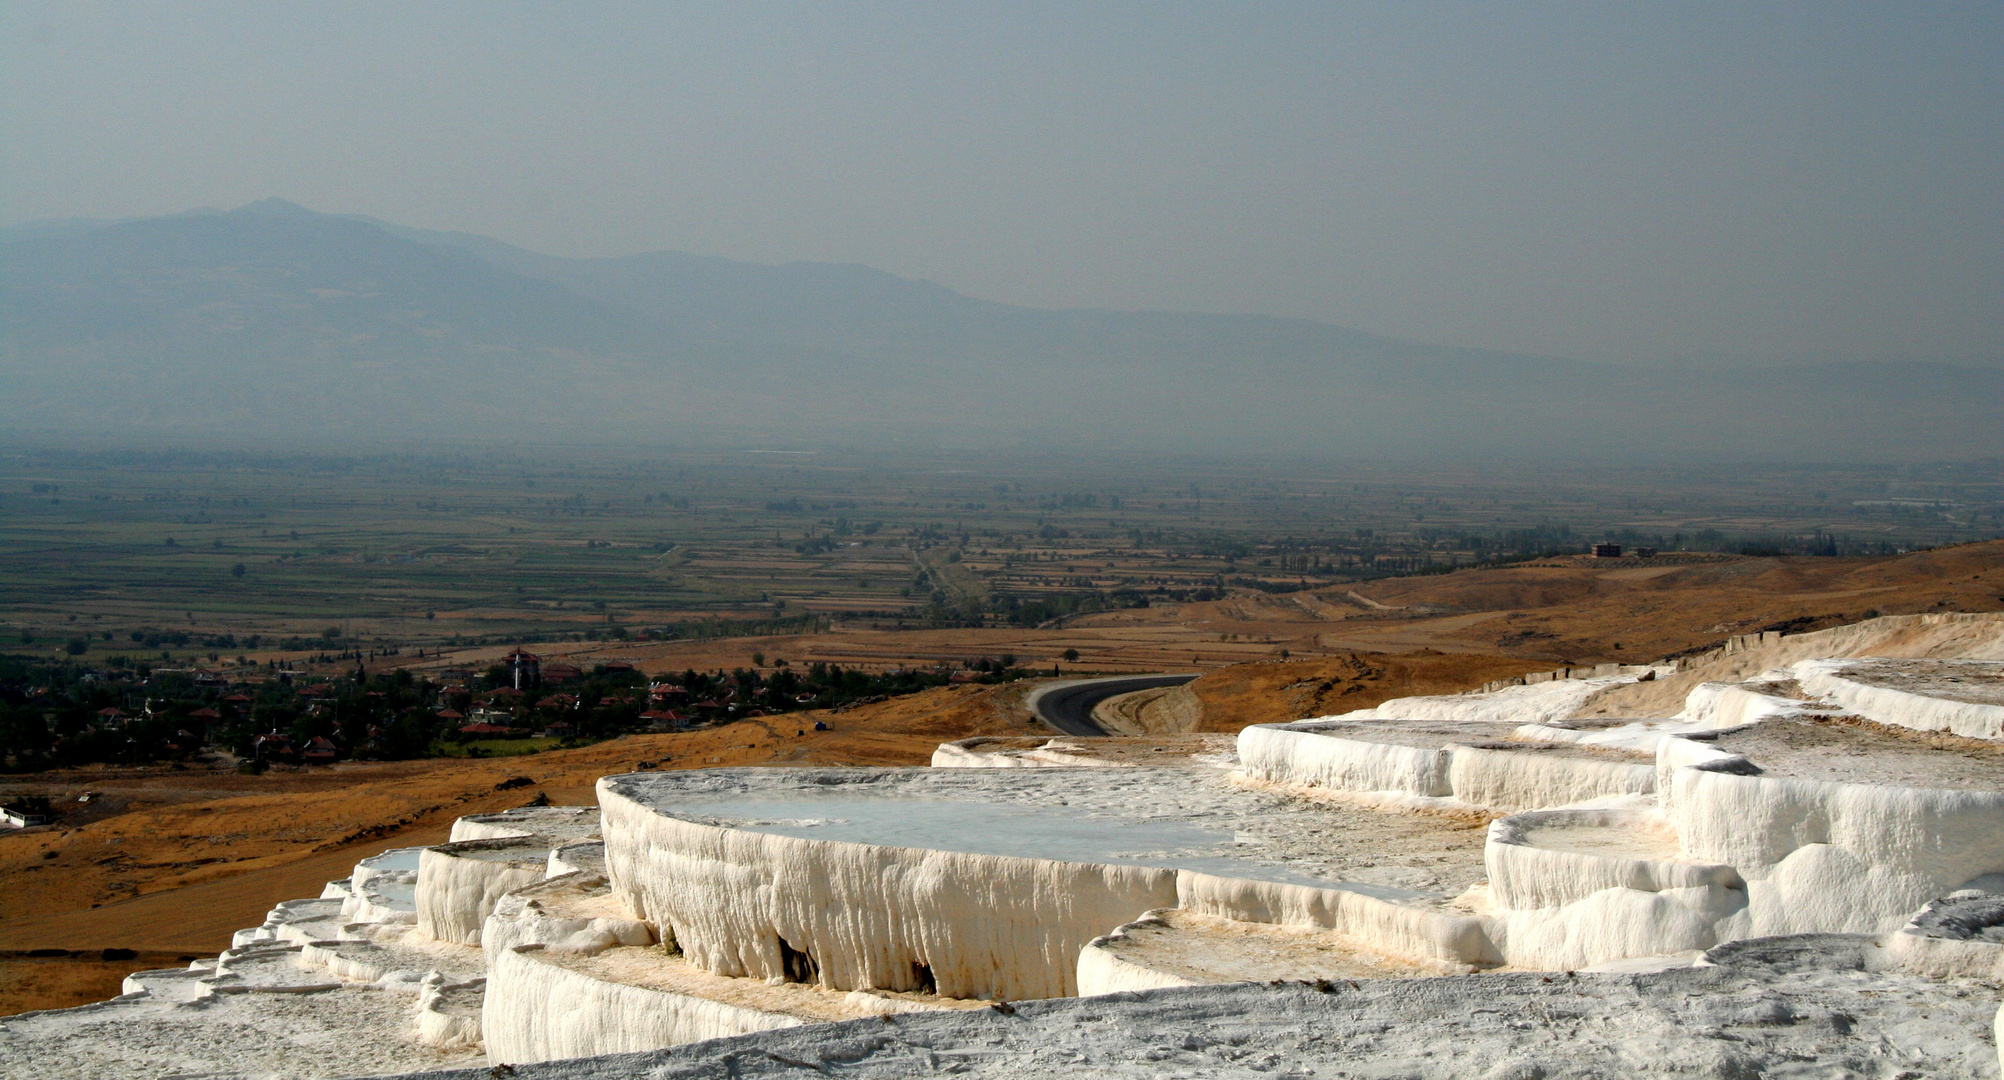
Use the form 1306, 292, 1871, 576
2, 200, 1997, 460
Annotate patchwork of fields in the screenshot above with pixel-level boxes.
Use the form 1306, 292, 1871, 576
0, 446, 1995, 674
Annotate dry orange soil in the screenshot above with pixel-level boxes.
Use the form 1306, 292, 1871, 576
395, 544, 2004, 683
1161, 651, 1553, 732
1067, 540, 2004, 667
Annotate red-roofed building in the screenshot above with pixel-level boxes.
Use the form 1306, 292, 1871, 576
638, 710, 688, 732
458, 722, 515, 736
302, 736, 339, 764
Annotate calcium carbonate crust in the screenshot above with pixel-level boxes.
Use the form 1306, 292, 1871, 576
372, 935, 1999, 1080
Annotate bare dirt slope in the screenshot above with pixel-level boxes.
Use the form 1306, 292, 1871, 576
1070, 541, 2004, 666
1109, 652, 1549, 733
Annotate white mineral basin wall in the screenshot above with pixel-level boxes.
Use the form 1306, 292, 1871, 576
1175, 871, 1499, 969
449, 819, 536, 842
1478, 802, 1751, 970
1237, 726, 1653, 812
929, 741, 1133, 769
482, 943, 802, 1065
598, 777, 1180, 1001
1238, 726, 1450, 798
1664, 740, 2004, 936
1680, 682, 1826, 729
930, 742, 1043, 768
1367, 675, 1648, 727
1075, 938, 1204, 996
1445, 745, 1654, 813
1792, 659, 2004, 740
1484, 806, 1743, 912
417, 846, 550, 945
1235, 674, 1659, 810
1477, 731, 2004, 970
1573, 612, 2004, 720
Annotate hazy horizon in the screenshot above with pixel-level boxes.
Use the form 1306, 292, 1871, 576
4, 2, 1999, 373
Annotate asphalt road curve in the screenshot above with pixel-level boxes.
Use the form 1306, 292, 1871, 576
1028, 674, 1200, 737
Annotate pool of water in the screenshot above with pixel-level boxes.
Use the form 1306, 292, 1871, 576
439, 844, 550, 863
361, 848, 425, 873
665, 795, 1416, 899
369, 881, 416, 909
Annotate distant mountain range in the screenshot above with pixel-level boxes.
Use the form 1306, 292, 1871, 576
2, 198, 1996, 460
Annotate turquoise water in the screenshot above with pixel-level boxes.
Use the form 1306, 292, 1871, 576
371, 880, 416, 909
361, 848, 424, 873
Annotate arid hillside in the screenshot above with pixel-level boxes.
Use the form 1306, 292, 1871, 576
1354, 540, 2004, 660
1092, 652, 1549, 735
1072, 540, 2004, 666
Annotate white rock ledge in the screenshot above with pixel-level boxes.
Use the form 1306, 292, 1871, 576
1238, 724, 1655, 812
481, 870, 978, 1065
417, 839, 554, 945
365, 936, 2002, 1080
1794, 657, 2004, 739
597, 766, 1491, 1001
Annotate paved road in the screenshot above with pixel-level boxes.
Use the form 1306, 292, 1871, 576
1027, 674, 1199, 737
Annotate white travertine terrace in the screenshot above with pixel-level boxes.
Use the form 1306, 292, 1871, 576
1, 812, 604, 1077
930, 733, 1237, 769
1483, 802, 1743, 913
1794, 657, 2004, 739
9, 612, 2004, 1079
1238, 717, 1658, 813
418, 806, 604, 945
363, 936, 2001, 1079
1076, 906, 1460, 995
1886, 891, 2004, 980
479, 869, 982, 1064
595, 767, 1493, 1001
1232, 617, 2004, 971
450, 805, 602, 843
417, 840, 553, 945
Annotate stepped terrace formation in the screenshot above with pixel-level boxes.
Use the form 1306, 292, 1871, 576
4, 613, 2003, 1078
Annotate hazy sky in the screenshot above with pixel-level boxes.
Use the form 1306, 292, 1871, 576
3, 2, 1998, 367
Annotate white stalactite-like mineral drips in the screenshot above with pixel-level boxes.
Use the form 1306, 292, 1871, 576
599, 777, 1181, 1001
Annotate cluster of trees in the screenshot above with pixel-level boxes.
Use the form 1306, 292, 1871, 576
665, 658, 1030, 714
0, 656, 655, 772
0, 643, 1036, 773
11, 626, 264, 655
988, 589, 1157, 627
0, 659, 230, 769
